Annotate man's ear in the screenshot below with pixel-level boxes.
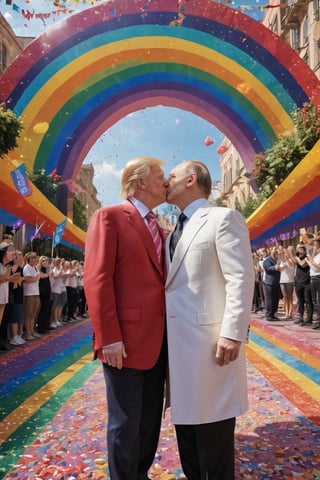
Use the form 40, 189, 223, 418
137, 177, 146, 190
187, 173, 196, 187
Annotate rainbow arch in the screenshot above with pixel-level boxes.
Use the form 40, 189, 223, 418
1, 0, 320, 189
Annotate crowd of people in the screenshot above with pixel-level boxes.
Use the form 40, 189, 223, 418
0, 230, 87, 352
252, 235, 320, 329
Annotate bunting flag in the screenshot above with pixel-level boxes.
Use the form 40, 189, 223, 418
12, 218, 25, 231
31, 219, 46, 241
2, 1, 288, 25
53, 219, 67, 247
10, 163, 32, 197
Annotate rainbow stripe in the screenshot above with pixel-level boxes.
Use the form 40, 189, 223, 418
1, 318, 319, 478
247, 141, 320, 246
246, 320, 320, 425
1, 0, 319, 184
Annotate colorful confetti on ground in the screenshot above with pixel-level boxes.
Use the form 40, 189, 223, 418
0, 313, 319, 480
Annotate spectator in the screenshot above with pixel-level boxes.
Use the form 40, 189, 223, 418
289, 244, 313, 326
263, 247, 281, 321
50, 258, 66, 328
307, 237, 320, 329
76, 261, 87, 317
65, 260, 79, 321
23, 252, 41, 340
0, 242, 16, 351
37, 256, 52, 333
279, 246, 296, 320
8, 250, 25, 345
252, 252, 263, 312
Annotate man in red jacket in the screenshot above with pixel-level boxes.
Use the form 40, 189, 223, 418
84, 157, 168, 480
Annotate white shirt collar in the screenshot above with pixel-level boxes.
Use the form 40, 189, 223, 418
128, 197, 149, 219
183, 198, 207, 219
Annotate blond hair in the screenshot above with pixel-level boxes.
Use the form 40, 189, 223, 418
120, 157, 165, 199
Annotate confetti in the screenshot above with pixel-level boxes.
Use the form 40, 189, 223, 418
0, 316, 319, 479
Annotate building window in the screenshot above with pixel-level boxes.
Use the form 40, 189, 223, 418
292, 26, 300, 50
272, 16, 279, 35
314, 0, 320, 21
0, 41, 7, 74
302, 15, 308, 46
315, 39, 320, 68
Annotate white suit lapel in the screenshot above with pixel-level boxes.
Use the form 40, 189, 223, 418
166, 204, 212, 286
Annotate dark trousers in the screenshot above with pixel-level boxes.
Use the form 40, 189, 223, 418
0, 302, 13, 341
175, 417, 236, 480
295, 282, 313, 321
37, 297, 52, 332
78, 287, 87, 315
311, 277, 320, 320
253, 281, 262, 311
263, 283, 279, 319
103, 344, 166, 480
66, 286, 78, 319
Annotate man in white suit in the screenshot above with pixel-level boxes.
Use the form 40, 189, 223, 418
165, 160, 254, 480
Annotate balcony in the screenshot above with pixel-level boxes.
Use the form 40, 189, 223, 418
281, 0, 311, 31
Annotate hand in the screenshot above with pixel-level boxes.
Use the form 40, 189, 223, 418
102, 341, 127, 369
215, 337, 241, 367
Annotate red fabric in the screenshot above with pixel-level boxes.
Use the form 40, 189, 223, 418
84, 200, 167, 369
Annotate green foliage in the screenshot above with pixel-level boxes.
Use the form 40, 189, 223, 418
28, 169, 87, 231
0, 106, 23, 158
28, 169, 59, 204
210, 196, 225, 207
252, 102, 320, 197
234, 193, 267, 219
73, 197, 87, 231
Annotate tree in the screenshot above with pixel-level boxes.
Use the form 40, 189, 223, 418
235, 193, 268, 218
28, 169, 60, 204
0, 105, 23, 158
73, 197, 87, 231
252, 102, 320, 197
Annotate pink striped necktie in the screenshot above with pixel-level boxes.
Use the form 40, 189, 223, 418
146, 211, 162, 262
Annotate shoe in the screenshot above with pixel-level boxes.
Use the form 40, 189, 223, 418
24, 334, 34, 341
272, 315, 280, 320
294, 318, 303, 324
55, 321, 63, 327
312, 323, 320, 329
32, 331, 41, 338
10, 336, 22, 346
0, 340, 12, 350
302, 321, 312, 326
17, 335, 26, 344
49, 322, 57, 329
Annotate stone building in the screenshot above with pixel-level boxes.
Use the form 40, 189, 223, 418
263, 0, 320, 80
75, 164, 101, 225
218, 139, 256, 209
0, 13, 22, 75
219, 0, 320, 208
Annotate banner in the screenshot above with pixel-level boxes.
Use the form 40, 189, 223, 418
53, 219, 67, 247
10, 163, 32, 197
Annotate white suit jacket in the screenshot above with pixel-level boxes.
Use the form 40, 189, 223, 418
165, 202, 254, 424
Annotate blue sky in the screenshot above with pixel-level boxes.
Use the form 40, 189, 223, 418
1, 0, 264, 207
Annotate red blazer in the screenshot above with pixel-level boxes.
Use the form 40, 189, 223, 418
84, 200, 167, 369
